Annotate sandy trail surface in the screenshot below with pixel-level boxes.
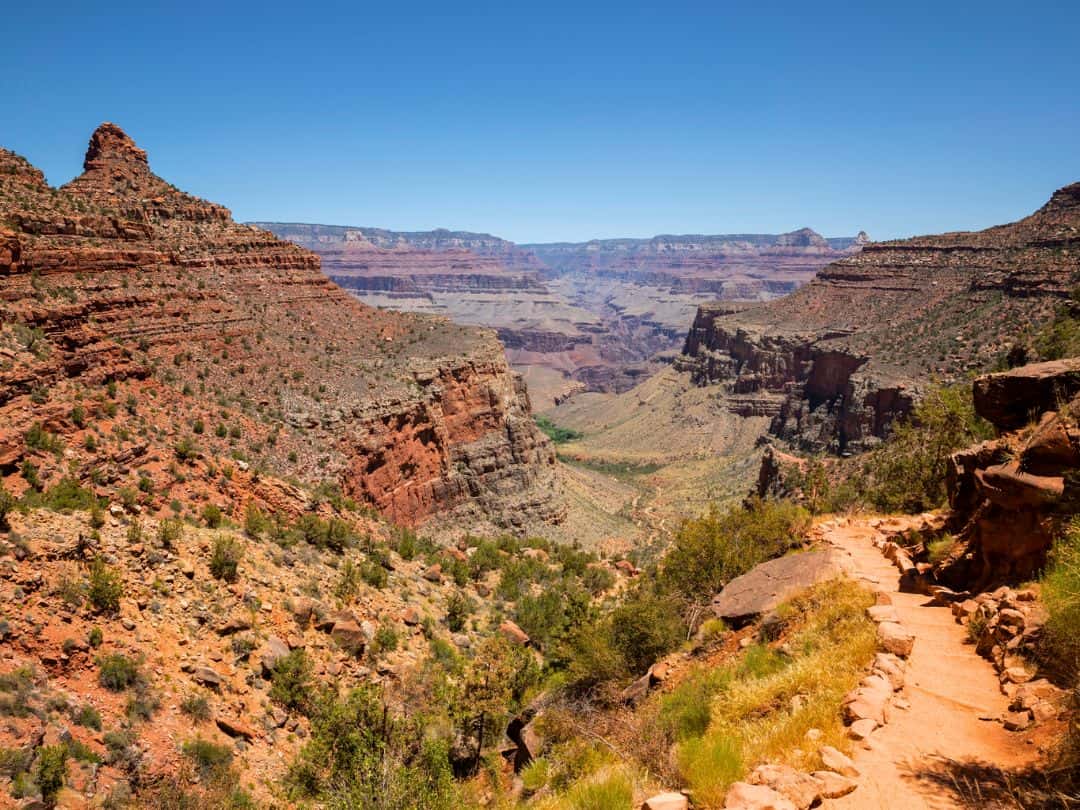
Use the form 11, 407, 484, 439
820, 519, 1040, 809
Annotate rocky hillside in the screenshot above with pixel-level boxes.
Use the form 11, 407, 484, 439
677, 183, 1080, 453
0, 124, 562, 534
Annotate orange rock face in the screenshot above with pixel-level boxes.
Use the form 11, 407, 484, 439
0, 123, 562, 531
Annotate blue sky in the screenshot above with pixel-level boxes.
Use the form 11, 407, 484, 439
2, 0, 1078, 242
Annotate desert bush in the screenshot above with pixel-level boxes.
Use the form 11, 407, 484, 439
445, 590, 473, 633
182, 737, 233, 778
27, 477, 97, 512
858, 384, 993, 513
609, 589, 684, 674
87, 556, 123, 613
72, 704, 102, 730
243, 503, 269, 537
25, 422, 63, 453
209, 536, 242, 582
97, 653, 141, 691
1044, 518, 1080, 677
35, 744, 68, 806
361, 559, 387, 589
157, 517, 183, 548
180, 693, 212, 721
660, 497, 810, 604
287, 685, 457, 808
0, 484, 15, 529
369, 623, 399, 661
270, 650, 314, 714
201, 503, 223, 528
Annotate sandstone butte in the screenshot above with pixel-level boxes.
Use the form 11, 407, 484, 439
675, 181, 1080, 454
0, 123, 564, 533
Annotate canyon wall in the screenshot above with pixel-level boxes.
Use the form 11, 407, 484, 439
676, 183, 1080, 453
0, 124, 562, 532
259, 223, 866, 406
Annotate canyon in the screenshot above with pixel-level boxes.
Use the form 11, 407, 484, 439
257, 222, 866, 407
0, 124, 562, 534
672, 181, 1080, 453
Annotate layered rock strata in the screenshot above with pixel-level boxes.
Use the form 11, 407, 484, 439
0, 124, 562, 531
677, 184, 1080, 452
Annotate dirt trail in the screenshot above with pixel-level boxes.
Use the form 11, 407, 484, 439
820, 519, 1041, 809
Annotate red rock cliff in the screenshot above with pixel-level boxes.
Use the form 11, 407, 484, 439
0, 124, 562, 532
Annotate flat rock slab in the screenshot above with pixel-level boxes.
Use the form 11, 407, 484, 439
711, 549, 844, 625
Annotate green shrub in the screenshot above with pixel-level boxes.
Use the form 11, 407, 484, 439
1044, 519, 1080, 677
335, 559, 363, 602
0, 484, 15, 529
25, 422, 63, 453
35, 744, 68, 805
445, 591, 473, 633
180, 693, 212, 722
534, 415, 583, 444
158, 517, 183, 548
174, 436, 200, 462
361, 559, 387, 589
88, 627, 103, 648
660, 497, 810, 603
609, 589, 684, 674
28, 477, 97, 512
210, 536, 242, 582
87, 557, 123, 614
97, 653, 140, 691
859, 384, 993, 513
72, 704, 102, 730
182, 737, 233, 778
243, 504, 269, 538
201, 503, 223, 528
369, 623, 399, 661
270, 650, 314, 714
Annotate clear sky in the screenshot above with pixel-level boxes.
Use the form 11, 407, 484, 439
2, 0, 1078, 243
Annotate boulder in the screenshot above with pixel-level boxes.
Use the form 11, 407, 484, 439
975, 462, 1063, 510
819, 746, 860, 777
811, 770, 858, 799
866, 605, 899, 624
973, 359, 1080, 430
749, 763, 822, 809
331, 620, 367, 655
871, 652, 905, 690
641, 792, 689, 810
877, 622, 915, 657
723, 782, 797, 810
711, 550, 844, 626
259, 635, 290, 677
848, 718, 877, 740
216, 715, 257, 740
192, 667, 224, 688
499, 620, 530, 646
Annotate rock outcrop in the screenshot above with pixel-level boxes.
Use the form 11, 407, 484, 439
937, 359, 1080, 585
0, 124, 562, 532
676, 184, 1080, 453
